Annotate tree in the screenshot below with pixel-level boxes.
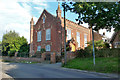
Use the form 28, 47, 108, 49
64, 2, 120, 31
87, 40, 110, 50
2, 31, 29, 56
62, 2, 120, 65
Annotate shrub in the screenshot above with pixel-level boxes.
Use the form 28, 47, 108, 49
8, 50, 16, 57
103, 43, 110, 48
61, 52, 64, 58
75, 48, 119, 58
95, 48, 119, 57
75, 49, 91, 58
35, 51, 41, 58
40, 48, 46, 53
31, 54, 37, 58
56, 56, 61, 62
33, 48, 46, 58
17, 52, 29, 57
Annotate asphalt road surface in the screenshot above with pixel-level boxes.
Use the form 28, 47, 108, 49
2, 62, 119, 79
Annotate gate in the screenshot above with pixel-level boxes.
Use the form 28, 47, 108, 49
45, 53, 50, 61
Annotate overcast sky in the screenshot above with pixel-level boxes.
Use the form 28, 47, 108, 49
0, 0, 114, 43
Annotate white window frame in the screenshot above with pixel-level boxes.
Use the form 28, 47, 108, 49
37, 31, 41, 42
67, 29, 71, 40
76, 32, 80, 47
45, 45, 51, 51
46, 29, 51, 40
84, 34, 87, 47
37, 46, 41, 51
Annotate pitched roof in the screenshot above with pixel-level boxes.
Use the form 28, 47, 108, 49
110, 31, 120, 43
61, 17, 89, 30
35, 8, 89, 30
35, 9, 56, 25
94, 32, 103, 41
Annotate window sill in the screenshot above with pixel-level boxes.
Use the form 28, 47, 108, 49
37, 41, 41, 42
46, 51, 51, 52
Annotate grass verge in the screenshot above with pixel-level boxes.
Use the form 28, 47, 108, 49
63, 57, 119, 73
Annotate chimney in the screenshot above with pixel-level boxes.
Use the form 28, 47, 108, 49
56, 2, 62, 18
30, 17, 34, 55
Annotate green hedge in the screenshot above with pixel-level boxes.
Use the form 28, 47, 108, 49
75, 48, 120, 58
96, 48, 119, 57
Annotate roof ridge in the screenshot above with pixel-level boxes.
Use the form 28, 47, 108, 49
35, 9, 56, 25
110, 31, 119, 43
61, 17, 89, 29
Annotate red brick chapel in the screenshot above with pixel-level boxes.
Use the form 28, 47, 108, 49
29, 4, 102, 56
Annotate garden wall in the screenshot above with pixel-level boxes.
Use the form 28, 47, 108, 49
2, 56, 42, 63
2, 52, 57, 63
62, 51, 76, 64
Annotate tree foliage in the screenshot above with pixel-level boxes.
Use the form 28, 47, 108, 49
87, 40, 110, 50
63, 2, 120, 31
2, 31, 29, 56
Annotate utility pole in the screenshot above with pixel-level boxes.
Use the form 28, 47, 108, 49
63, 2, 67, 65
92, 27, 95, 66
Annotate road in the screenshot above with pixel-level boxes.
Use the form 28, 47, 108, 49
2, 62, 119, 78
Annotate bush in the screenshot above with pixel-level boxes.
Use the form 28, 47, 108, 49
8, 50, 16, 57
17, 52, 29, 57
75, 48, 119, 58
35, 51, 42, 58
96, 48, 119, 57
61, 52, 64, 58
40, 48, 46, 53
56, 56, 61, 62
75, 49, 91, 58
31, 54, 37, 58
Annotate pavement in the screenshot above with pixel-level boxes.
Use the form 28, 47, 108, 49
1, 62, 119, 79
0, 60, 13, 79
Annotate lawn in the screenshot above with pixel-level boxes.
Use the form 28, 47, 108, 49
63, 57, 119, 73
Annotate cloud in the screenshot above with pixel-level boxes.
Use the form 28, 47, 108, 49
32, 1, 48, 7
99, 28, 114, 38
0, 0, 47, 43
34, 7, 44, 14
0, 1, 32, 42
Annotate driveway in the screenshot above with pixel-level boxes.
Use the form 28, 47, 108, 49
2, 62, 119, 79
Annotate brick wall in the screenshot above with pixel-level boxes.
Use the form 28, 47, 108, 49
31, 9, 102, 55
33, 10, 62, 53
2, 56, 42, 63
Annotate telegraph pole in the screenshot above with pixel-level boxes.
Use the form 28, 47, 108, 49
63, 2, 67, 65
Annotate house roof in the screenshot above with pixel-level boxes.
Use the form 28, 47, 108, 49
61, 17, 89, 30
94, 32, 103, 41
110, 31, 120, 43
35, 9, 56, 25
34, 9, 89, 30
